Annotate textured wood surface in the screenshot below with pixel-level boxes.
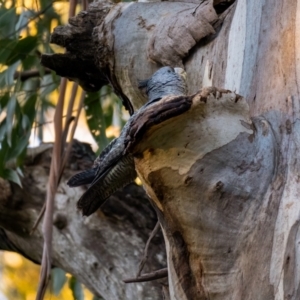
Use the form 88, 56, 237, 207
30, 0, 300, 298
0, 142, 166, 299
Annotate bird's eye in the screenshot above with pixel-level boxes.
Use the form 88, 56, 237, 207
167, 70, 171, 73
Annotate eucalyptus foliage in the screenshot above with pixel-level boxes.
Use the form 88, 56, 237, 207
0, 1, 122, 299
0, 0, 121, 186
0, 0, 60, 184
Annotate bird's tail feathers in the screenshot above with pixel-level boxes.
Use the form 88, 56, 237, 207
77, 156, 137, 216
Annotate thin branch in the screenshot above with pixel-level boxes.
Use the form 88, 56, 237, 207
61, 83, 78, 147
123, 268, 168, 283
137, 221, 160, 277
0, 80, 60, 97
31, 86, 84, 235
5, 2, 56, 39
33, 112, 79, 129
14, 68, 52, 81
35, 77, 67, 300
60, 89, 85, 178
30, 203, 45, 235
83, 0, 89, 10
69, 0, 77, 17
30, 114, 75, 235
35, 1, 79, 298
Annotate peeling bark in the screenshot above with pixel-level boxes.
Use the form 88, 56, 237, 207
34, 0, 300, 299
146, 1, 218, 67
127, 89, 278, 299
42, 0, 232, 111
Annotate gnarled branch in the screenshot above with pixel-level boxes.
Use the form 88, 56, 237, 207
0, 141, 166, 299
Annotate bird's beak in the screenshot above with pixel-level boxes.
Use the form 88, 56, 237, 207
174, 67, 187, 82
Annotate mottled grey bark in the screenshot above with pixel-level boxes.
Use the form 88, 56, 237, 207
0, 142, 166, 299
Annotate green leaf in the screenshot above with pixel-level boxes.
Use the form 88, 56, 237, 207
0, 121, 6, 142
0, 139, 9, 173
16, 167, 23, 177
1, 62, 19, 87
101, 87, 114, 128
21, 114, 31, 131
2, 168, 22, 187
4, 135, 28, 163
68, 276, 84, 300
22, 94, 37, 124
51, 268, 67, 295
0, 1, 68, 178
6, 36, 38, 66
6, 95, 17, 147
15, 146, 27, 168
22, 54, 39, 70
0, 7, 17, 38
1, 94, 33, 164
40, 73, 60, 98
5, 120, 31, 163
0, 92, 10, 111
84, 91, 108, 150
15, 10, 32, 36
0, 39, 18, 64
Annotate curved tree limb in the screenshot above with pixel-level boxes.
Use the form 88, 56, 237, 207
137, 221, 161, 277
123, 268, 168, 283
0, 141, 166, 299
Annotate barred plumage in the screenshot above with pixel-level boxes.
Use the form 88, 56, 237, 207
67, 67, 187, 216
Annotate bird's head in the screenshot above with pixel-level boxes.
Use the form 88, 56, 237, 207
138, 66, 187, 103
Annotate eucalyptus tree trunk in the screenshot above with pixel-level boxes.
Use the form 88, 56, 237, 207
13, 0, 300, 299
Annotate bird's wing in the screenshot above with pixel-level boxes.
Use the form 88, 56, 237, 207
67, 168, 97, 187
94, 138, 118, 166
67, 138, 119, 187
77, 155, 137, 216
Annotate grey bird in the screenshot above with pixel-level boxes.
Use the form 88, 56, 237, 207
67, 66, 187, 216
